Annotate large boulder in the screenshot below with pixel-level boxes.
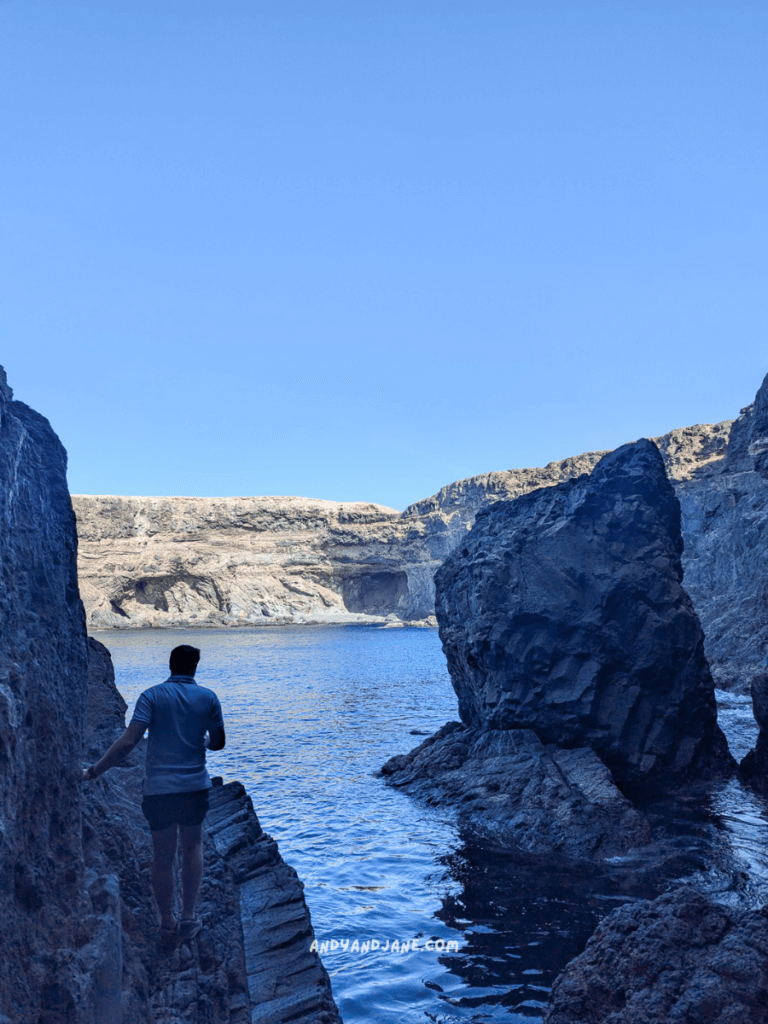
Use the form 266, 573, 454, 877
543, 888, 768, 1024
435, 439, 733, 794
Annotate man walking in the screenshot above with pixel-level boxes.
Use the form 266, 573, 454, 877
82, 644, 225, 946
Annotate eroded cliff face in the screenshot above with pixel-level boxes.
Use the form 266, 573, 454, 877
72, 420, 737, 647
0, 368, 341, 1024
673, 374, 768, 693
72, 495, 447, 629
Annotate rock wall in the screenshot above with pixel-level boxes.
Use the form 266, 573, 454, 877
71, 420, 739, 648
72, 494, 448, 629
0, 367, 341, 1023
0, 367, 94, 1019
673, 374, 768, 693
382, 441, 733, 850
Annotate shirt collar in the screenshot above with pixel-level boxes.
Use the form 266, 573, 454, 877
167, 674, 197, 684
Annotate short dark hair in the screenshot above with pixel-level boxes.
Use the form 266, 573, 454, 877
169, 645, 200, 675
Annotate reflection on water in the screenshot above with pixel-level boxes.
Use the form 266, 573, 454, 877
96, 627, 768, 1023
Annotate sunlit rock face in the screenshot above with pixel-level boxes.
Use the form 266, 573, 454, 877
72, 494, 448, 628
434, 439, 733, 795
674, 373, 768, 694
71, 418, 737, 644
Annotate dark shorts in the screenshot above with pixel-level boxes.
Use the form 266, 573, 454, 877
141, 788, 210, 832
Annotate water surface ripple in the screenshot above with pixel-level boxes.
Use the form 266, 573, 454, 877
95, 626, 768, 1023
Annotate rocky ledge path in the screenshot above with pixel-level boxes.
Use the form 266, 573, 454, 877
86, 766, 341, 1024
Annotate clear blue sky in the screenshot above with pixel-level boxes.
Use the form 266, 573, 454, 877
1, 1, 766, 510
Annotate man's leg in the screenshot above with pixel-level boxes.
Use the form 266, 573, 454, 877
150, 823, 178, 929
179, 821, 203, 921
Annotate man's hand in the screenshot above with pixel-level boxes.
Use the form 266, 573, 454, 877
81, 721, 147, 782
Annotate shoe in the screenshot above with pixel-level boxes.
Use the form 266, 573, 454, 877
178, 915, 202, 941
158, 920, 179, 950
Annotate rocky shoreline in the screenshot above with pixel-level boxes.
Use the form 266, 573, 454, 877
5, 355, 768, 1022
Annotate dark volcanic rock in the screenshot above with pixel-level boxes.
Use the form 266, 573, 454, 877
0, 367, 93, 1020
83, 764, 341, 1024
434, 438, 733, 794
738, 672, 768, 794
543, 887, 768, 1024
676, 373, 768, 694
381, 722, 651, 858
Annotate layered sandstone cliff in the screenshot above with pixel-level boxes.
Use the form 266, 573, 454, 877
71, 422, 730, 632
72, 494, 446, 629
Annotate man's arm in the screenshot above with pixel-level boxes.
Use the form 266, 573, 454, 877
205, 725, 226, 751
82, 720, 147, 781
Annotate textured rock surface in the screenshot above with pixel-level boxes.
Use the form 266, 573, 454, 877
0, 366, 340, 1024
82, 766, 341, 1024
72, 494, 449, 628
434, 439, 733, 794
674, 375, 768, 693
0, 367, 94, 1020
543, 887, 768, 1024
381, 722, 651, 858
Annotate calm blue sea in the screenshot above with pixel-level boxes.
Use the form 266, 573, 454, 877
94, 625, 768, 1024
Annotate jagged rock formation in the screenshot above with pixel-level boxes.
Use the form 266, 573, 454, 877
72, 494, 448, 628
432, 439, 733, 795
383, 440, 733, 855
543, 888, 768, 1024
380, 722, 651, 859
0, 367, 340, 1023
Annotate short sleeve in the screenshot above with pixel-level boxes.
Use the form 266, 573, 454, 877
130, 689, 154, 727
208, 694, 224, 731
